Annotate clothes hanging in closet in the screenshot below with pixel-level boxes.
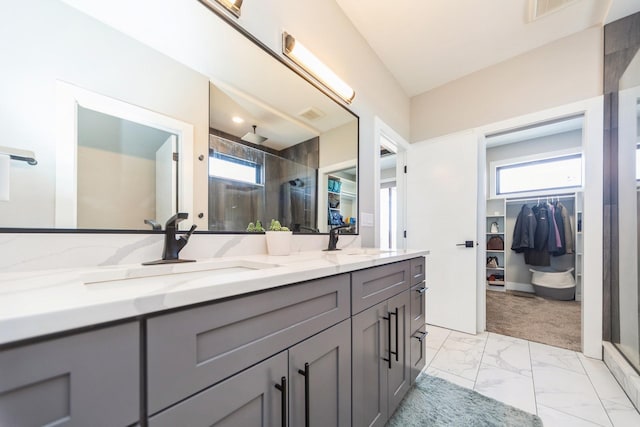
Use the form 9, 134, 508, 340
510, 200, 574, 266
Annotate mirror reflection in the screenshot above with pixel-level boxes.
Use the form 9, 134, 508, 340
208, 82, 357, 233
0, 0, 358, 233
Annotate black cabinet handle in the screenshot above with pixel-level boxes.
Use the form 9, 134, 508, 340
393, 307, 399, 362
382, 312, 392, 369
275, 376, 287, 427
297, 362, 310, 427
412, 330, 428, 343
416, 286, 428, 294
383, 308, 399, 368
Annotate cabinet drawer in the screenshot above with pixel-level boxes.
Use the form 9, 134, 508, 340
410, 256, 426, 286
351, 261, 410, 314
147, 274, 350, 414
0, 322, 139, 427
410, 283, 427, 333
149, 351, 287, 427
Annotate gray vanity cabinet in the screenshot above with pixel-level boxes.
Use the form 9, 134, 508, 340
0, 322, 139, 427
149, 351, 287, 427
409, 257, 427, 384
409, 283, 427, 384
351, 290, 410, 427
146, 274, 350, 415
289, 318, 351, 427
149, 316, 351, 427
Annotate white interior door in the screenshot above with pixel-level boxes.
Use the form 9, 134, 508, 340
407, 131, 478, 334
155, 134, 177, 225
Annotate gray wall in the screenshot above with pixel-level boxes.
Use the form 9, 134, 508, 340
411, 27, 602, 142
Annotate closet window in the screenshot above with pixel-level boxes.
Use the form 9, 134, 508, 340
496, 154, 582, 195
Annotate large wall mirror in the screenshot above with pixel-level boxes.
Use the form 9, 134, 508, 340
0, 0, 358, 234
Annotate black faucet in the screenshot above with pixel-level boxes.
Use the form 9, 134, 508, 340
143, 213, 197, 265
144, 219, 161, 230
324, 224, 352, 251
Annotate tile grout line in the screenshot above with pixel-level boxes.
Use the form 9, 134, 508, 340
473, 331, 491, 389
425, 327, 450, 370
536, 349, 610, 427
578, 352, 617, 427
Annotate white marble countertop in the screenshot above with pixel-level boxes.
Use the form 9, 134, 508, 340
0, 248, 428, 346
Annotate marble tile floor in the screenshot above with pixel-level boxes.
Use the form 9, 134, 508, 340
424, 324, 640, 426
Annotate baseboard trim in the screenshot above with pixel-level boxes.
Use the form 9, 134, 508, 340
603, 341, 640, 411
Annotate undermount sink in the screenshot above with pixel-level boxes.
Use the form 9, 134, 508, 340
82, 259, 278, 285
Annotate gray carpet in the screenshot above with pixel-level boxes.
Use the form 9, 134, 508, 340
387, 375, 543, 427
486, 290, 581, 351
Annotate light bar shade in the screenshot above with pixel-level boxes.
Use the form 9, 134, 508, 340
283, 32, 355, 104
213, 0, 242, 17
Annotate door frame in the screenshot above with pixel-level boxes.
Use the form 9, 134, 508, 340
374, 116, 409, 249
475, 96, 603, 358
55, 81, 195, 229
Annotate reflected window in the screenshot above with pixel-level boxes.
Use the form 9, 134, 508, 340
209, 151, 263, 185
496, 154, 582, 195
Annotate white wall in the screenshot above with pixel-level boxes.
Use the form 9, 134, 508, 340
411, 27, 603, 142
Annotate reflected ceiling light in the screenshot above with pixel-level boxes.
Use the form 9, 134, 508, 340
282, 32, 355, 104
232, 116, 244, 124
212, 0, 242, 17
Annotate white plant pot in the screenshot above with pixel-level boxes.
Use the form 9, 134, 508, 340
265, 231, 292, 256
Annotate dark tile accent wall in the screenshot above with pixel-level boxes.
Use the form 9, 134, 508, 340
207, 133, 318, 231
603, 12, 640, 341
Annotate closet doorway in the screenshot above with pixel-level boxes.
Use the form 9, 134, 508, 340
483, 116, 584, 351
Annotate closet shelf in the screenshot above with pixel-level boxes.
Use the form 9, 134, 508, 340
486, 232, 504, 235
486, 267, 504, 271
487, 249, 504, 253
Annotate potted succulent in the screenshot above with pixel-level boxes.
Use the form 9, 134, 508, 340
246, 220, 265, 232
265, 219, 292, 255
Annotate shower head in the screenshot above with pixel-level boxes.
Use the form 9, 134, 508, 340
241, 125, 268, 144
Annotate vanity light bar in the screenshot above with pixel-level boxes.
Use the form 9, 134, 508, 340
282, 32, 355, 104
212, 0, 242, 17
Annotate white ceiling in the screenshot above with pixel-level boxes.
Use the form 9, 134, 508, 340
336, 0, 640, 98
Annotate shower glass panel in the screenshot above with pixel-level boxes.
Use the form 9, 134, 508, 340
614, 49, 640, 371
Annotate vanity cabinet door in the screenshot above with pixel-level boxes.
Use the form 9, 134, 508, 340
351, 261, 410, 315
386, 290, 411, 416
351, 300, 389, 427
289, 319, 351, 427
0, 322, 139, 427
147, 274, 350, 414
149, 351, 287, 427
